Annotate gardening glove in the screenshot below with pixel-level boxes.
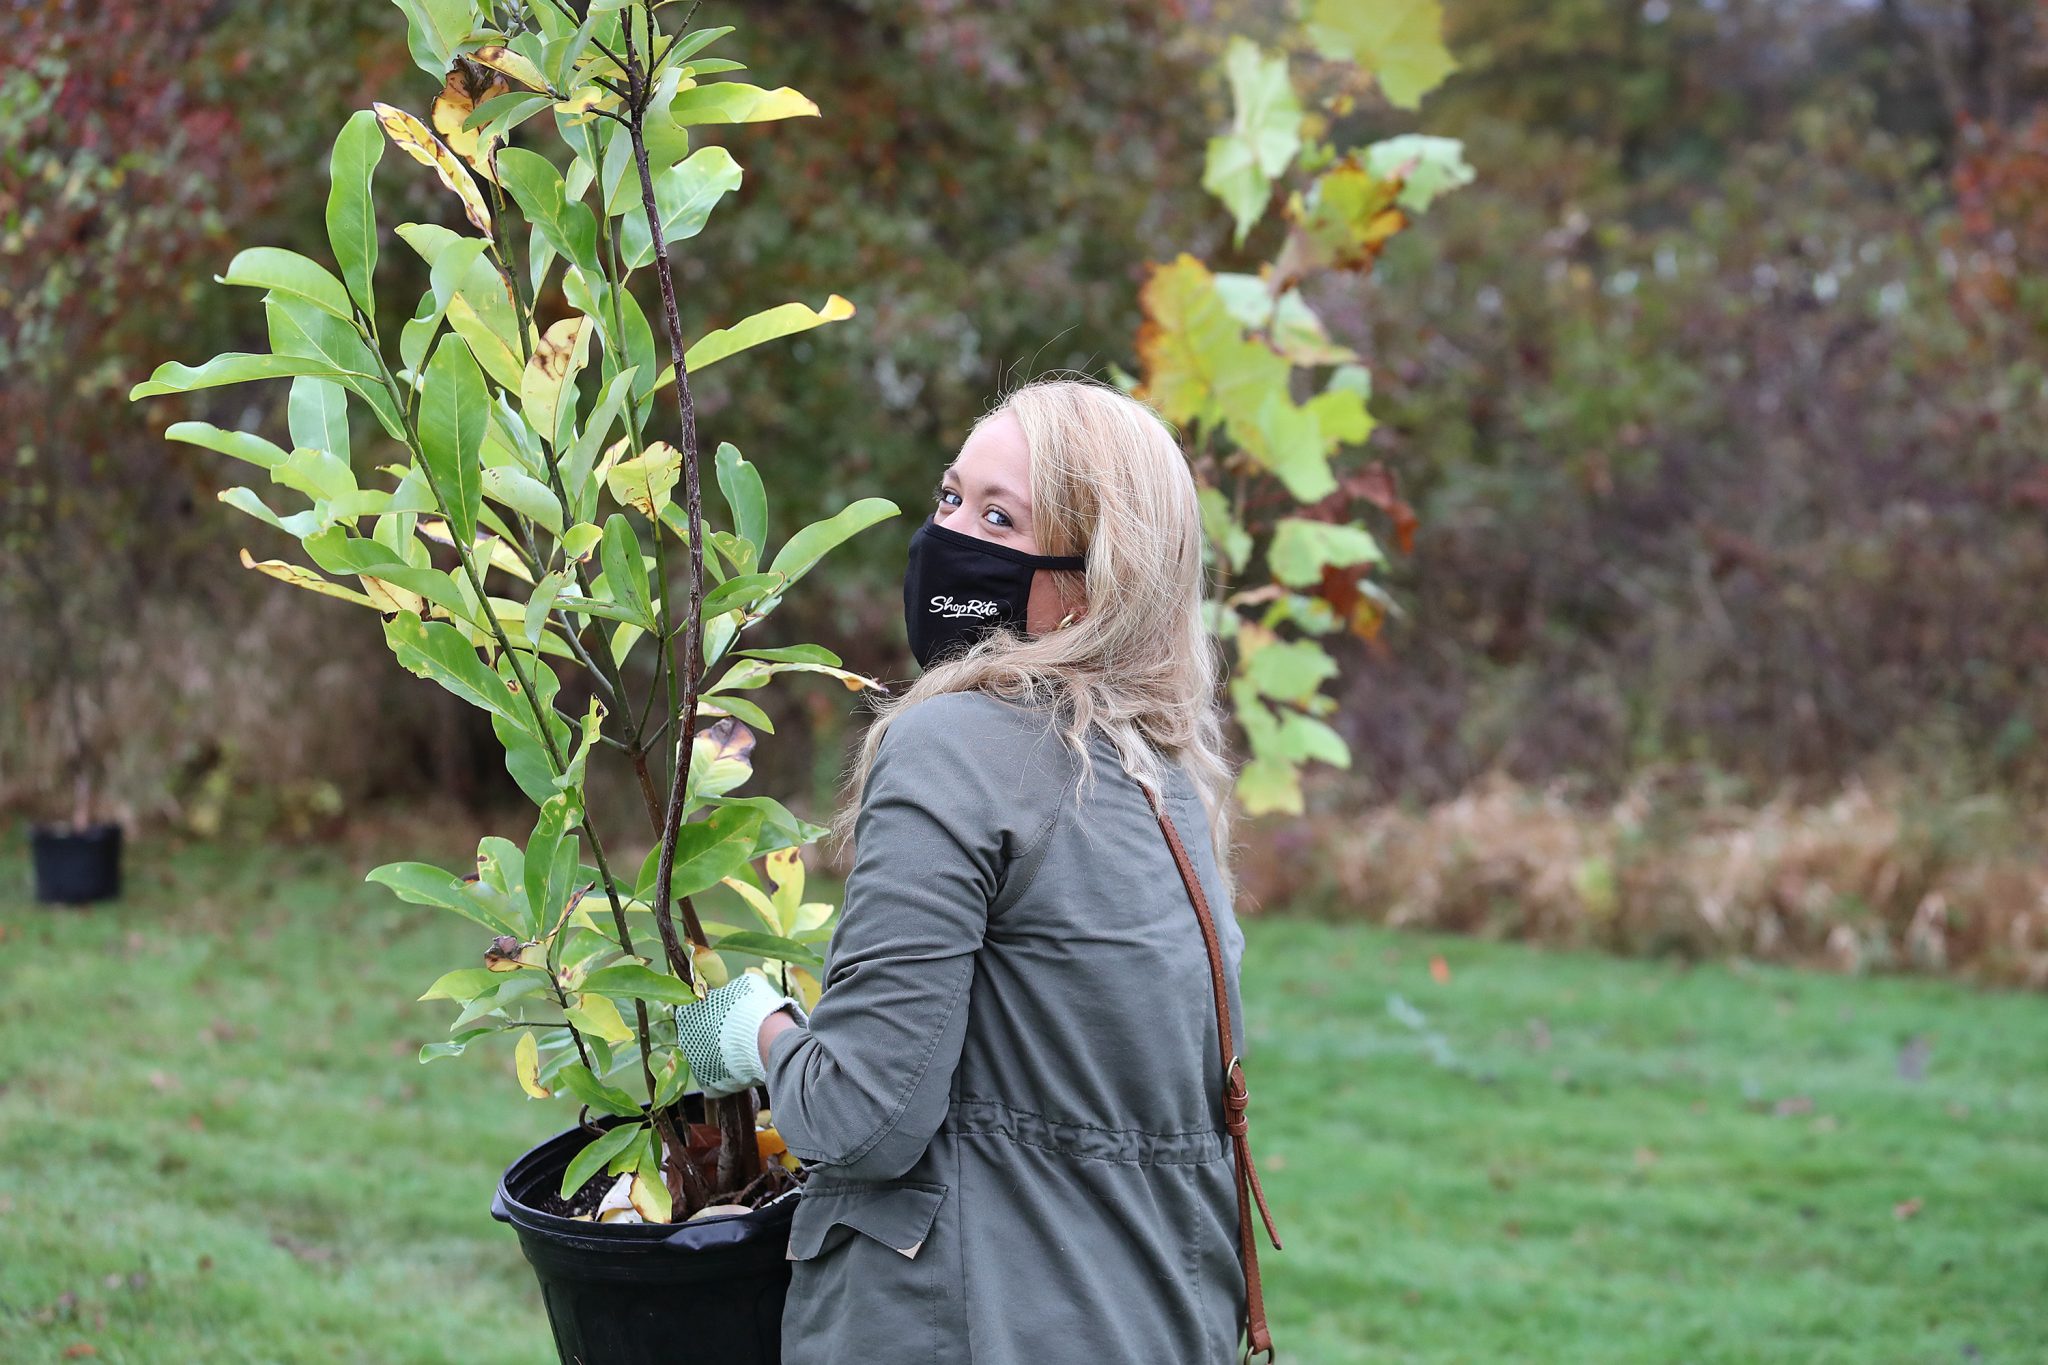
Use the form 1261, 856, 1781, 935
672, 969, 809, 1098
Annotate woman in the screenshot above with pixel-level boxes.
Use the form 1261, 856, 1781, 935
671, 374, 1278, 1363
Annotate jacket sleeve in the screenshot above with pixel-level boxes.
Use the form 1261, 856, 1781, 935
761, 691, 1070, 1182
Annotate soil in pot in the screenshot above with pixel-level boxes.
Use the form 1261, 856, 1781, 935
31, 821, 123, 905
493, 1100, 804, 1365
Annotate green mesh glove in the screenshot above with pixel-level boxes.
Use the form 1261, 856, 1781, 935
672, 970, 808, 1098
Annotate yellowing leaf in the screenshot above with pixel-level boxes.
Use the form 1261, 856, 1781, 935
605, 441, 682, 517
515, 1030, 550, 1098
554, 86, 620, 123
788, 966, 822, 1013
1135, 253, 1288, 437
670, 82, 819, 126
469, 44, 549, 94
1304, 0, 1458, 111
566, 991, 635, 1044
628, 1170, 672, 1223
239, 548, 379, 608
520, 315, 596, 450
374, 101, 493, 235
1281, 158, 1407, 282
720, 876, 784, 936
693, 945, 730, 990
432, 62, 514, 184
763, 846, 805, 928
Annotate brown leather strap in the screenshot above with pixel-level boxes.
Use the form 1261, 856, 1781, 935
1143, 781, 1282, 1364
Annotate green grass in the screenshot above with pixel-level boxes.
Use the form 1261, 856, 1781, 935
3, 826, 2043, 1363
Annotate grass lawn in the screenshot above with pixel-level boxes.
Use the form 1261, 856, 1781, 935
3, 824, 2043, 1363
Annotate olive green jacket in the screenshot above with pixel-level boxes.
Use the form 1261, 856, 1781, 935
763, 689, 1251, 1363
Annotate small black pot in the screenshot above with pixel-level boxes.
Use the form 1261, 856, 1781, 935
30, 821, 123, 906
492, 1101, 800, 1365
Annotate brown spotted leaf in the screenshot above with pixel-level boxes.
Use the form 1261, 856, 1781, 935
432, 59, 514, 184
374, 101, 493, 235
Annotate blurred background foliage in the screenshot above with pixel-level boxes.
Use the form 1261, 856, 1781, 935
5, 0, 2046, 978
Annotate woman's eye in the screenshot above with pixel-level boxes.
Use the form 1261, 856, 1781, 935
984, 508, 1011, 529
935, 486, 960, 509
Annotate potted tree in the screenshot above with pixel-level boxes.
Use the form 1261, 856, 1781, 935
11, 544, 126, 907
131, 3, 886, 1359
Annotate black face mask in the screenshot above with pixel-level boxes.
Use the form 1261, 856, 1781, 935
902, 513, 1087, 668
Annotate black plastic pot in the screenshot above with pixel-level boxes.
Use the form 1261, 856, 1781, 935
30, 821, 123, 905
492, 1101, 800, 1365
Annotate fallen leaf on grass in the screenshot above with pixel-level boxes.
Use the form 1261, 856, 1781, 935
1429, 955, 1450, 984
1772, 1095, 1813, 1117
63, 1346, 97, 1359
1893, 1197, 1923, 1220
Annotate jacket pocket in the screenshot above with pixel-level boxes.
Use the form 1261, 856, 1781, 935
786, 1178, 948, 1261
780, 1180, 952, 1365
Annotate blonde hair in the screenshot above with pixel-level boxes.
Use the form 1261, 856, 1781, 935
827, 372, 1240, 905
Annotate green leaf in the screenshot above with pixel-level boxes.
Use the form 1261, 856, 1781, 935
524, 794, 581, 935
1363, 134, 1474, 211
166, 422, 289, 472
1240, 637, 1339, 706
217, 487, 321, 538
664, 295, 855, 380
580, 963, 704, 1008
555, 1063, 642, 1119
393, 0, 474, 80
130, 352, 358, 401
1267, 517, 1384, 587
399, 236, 491, 376
289, 377, 351, 462
494, 146, 602, 279
1197, 486, 1253, 574
732, 643, 840, 666
419, 968, 502, 1003
365, 859, 522, 936
219, 247, 357, 323
421, 334, 487, 547
709, 931, 824, 970
714, 443, 766, 564
327, 110, 385, 313
618, 146, 743, 270
599, 514, 655, 629
698, 691, 775, 734
706, 795, 826, 853
561, 1122, 645, 1198
669, 81, 818, 127
1236, 753, 1303, 817
382, 610, 533, 733
634, 805, 764, 903
1303, 0, 1458, 111
302, 528, 475, 622
767, 497, 898, 586
1201, 37, 1303, 247
420, 1027, 496, 1064
699, 572, 785, 619
482, 467, 564, 535
264, 295, 406, 441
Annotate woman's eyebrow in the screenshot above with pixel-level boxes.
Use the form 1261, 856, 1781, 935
941, 463, 1028, 507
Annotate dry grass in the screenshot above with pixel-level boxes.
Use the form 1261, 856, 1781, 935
1239, 772, 2048, 989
